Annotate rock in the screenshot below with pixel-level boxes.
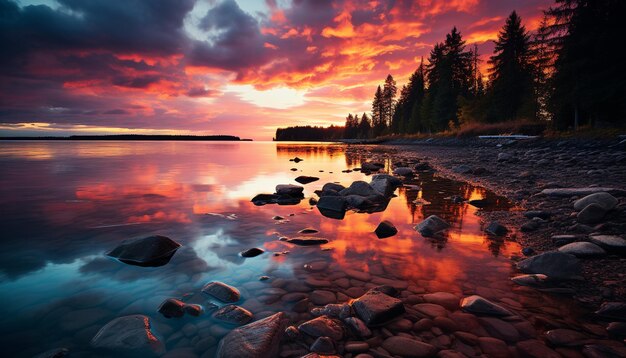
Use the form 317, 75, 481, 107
541, 187, 621, 197
415, 215, 450, 237
577, 203, 608, 224
460, 295, 513, 316
183, 304, 204, 317
202, 281, 241, 303
523, 211, 552, 220
468, 199, 490, 208
251, 194, 279, 205
511, 274, 549, 287
552, 235, 578, 246
310, 336, 335, 354
240, 248, 265, 258
413, 303, 447, 318
322, 183, 345, 192
368, 285, 400, 297
381, 336, 437, 358
312, 303, 351, 319
352, 290, 405, 326
213, 305, 253, 325
157, 298, 186, 318
582, 344, 626, 358
516, 251, 582, 280
497, 152, 513, 162
33, 347, 69, 358
478, 337, 508, 358
589, 235, 626, 252
393, 167, 414, 176
316, 196, 347, 219
452, 165, 473, 174
595, 302, 626, 321
339, 181, 379, 197
521, 247, 535, 256
423, 292, 459, 311
516, 339, 560, 358
275, 184, 304, 196
310, 290, 336, 305
290, 157, 303, 162
361, 162, 384, 172
478, 317, 519, 343
485, 221, 508, 236
295, 176, 319, 184
520, 221, 539, 232
91, 315, 164, 355
216, 312, 286, 358
607, 322, 626, 336
573, 192, 618, 211
343, 317, 372, 338
298, 228, 319, 234
344, 342, 369, 353
298, 316, 345, 340
286, 237, 329, 246
557, 242, 606, 257
370, 174, 402, 196
272, 215, 284, 220
375, 220, 398, 239
106, 235, 181, 267
544, 328, 588, 346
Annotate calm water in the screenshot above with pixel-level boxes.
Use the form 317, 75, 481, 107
0, 141, 589, 357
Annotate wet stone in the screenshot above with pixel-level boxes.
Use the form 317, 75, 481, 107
310, 290, 336, 305
381, 336, 438, 358
91, 315, 165, 355
511, 274, 549, 288
478, 317, 520, 343
216, 312, 286, 358
352, 290, 405, 326
275, 184, 304, 196
213, 305, 253, 326
577, 203, 607, 224
478, 337, 509, 358
240, 247, 265, 258
589, 235, 626, 252
344, 341, 369, 353
516, 339, 560, 358
33, 347, 69, 358
423, 292, 460, 311
298, 316, 345, 341
202, 282, 241, 303
295, 176, 319, 184
343, 316, 372, 338
312, 303, 351, 319
485, 221, 508, 236
460, 295, 513, 316
375, 220, 398, 239
558, 242, 606, 257
106, 235, 181, 267
286, 237, 329, 246
157, 298, 186, 318
516, 251, 582, 280
415, 215, 450, 237
310, 336, 335, 354
414, 303, 448, 318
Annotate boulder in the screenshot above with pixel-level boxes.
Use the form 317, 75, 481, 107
240, 248, 265, 257
202, 281, 241, 303
295, 176, 319, 184
343, 317, 371, 338
251, 194, 279, 206
577, 203, 607, 224
316, 196, 347, 219
106, 235, 181, 267
545, 328, 588, 346
351, 290, 405, 326
298, 316, 345, 340
339, 181, 379, 197
216, 312, 286, 358
573, 192, 618, 211
381, 336, 437, 358
485, 221, 508, 237
557, 242, 605, 257
91, 315, 164, 355
275, 184, 304, 196
322, 183, 345, 193
460, 295, 513, 316
213, 305, 253, 326
375, 220, 398, 239
415, 215, 450, 237
516, 251, 582, 280
370, 174, 402, 196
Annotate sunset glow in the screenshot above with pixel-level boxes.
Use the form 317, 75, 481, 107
0, 0, 551, 139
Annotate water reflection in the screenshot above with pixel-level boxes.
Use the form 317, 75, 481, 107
0, 141, 586, 357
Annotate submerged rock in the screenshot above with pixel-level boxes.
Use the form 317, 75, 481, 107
298, 316, 345, 340
295, 176, 319, 184
202, 281, 241, 303
558, 242, 606, 257
460, 295, 513, 316
286, 237, 329, 246
516, 251, 582, 280
157, 298, 185, 318
485, 221, 508, 237
375, 220, 398, 239
251, 193, 279, 206
91, 315, 164, 355
240, 248, 265, 258
106, 235, 181, 267
216, 312, 286, 358
352, 290, 405, 326
415, 215, 450, 237
213, 305, 253, 325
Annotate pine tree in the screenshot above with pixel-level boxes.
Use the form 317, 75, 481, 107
486, 11, 537, 122
371, 85, 386, 137
343, 113, 355, 138
358, 113, 372, 138
382, 74, 397, 131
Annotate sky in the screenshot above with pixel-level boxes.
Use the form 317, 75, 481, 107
0, 0, 552, 140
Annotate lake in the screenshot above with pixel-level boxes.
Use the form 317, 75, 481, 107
0, 141, 596, 357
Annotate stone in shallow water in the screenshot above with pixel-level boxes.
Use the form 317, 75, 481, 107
286, 237, 329, 246
381, 336, 437, 358
573, 192, 618, 211
460, 295, 513, 316
298, 316, 345, 340
423, 292, 459, 311
106, 235, 181, 267
213, 305, 253, 325
91, 315, 164, 355
375, 220, 398, 239
511, 274, 549, 287
485, 221, 508, 236
275, 184, 304, 196
298, 227, 319, 234
295, 176, 319, 184
516, 251, 582, 280
316, 196, 347, 219
240, 247, 265, 257
557, 242, 606, 257
202, 281, 241, 303
415, 215, 450, 237
352, 290, 405, 326
157, 298, 185, 318
478, 317, 519, 343
370, 174, 402, 196
216, 312, 286, 358
310, 290, 336, 305
414, 303, 448, 318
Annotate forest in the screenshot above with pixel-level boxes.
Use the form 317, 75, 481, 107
276, 0, 625, 141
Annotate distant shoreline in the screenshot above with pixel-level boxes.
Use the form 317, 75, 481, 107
0, 134, 250, 141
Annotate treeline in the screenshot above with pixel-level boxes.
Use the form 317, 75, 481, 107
1, 134, 243, 141
274, 125, 344, 141
340, 0, 625, 138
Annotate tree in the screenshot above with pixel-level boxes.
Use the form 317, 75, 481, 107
371, 85, 386, 137
382, 74, 397, 130
343, 113, 357, 138
358, 112, 372, 138
486, 11, 536, 122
